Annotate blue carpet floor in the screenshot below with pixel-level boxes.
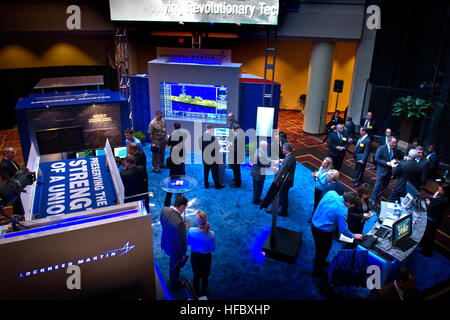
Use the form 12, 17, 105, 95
143, 146, 450, 300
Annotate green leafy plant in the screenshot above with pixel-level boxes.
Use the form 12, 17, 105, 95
134, 130, 146, 143
392, 96, 434, 120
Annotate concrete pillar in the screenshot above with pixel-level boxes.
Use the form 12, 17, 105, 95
303, 42, 335, 134
348, 8, 377, 125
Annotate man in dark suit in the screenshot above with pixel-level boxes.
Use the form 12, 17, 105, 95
200, 124, 225, 190
160, 195, 190, 289
0, 147, 20, 181
406, 138, 420, 155
327, 124, 349, 171
127, 142, 147, 173
352, 127, 371, 187
322, 110, 344, 143
251, 140, 273, 205
425, 144, 439, 180
415, 146, 429, 187
228, 124, 244, 188
388, 149, 422, 202
420, 184, 449, 257
0, 147, 23, 217
272, 142, 296, 217
166, 122, 187, 176
227, 112, 238, 130
271, 132, 287, 160
361, 111, 376, 140
371, 136, 402, 204
343, 115, 355, 140
164, 123, 189, 207
376, 268, 420, 301
120, 155, 149, 212
370, 128, 393, 171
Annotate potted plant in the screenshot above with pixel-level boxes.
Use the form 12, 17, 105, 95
134, 130, 146, 145
392, 96, 434, 142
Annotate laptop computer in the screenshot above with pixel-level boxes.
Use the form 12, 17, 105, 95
392, 214, 417, 252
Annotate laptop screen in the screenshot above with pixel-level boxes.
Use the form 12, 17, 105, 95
392, 214, 412, 246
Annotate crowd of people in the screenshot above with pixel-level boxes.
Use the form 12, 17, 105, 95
1, 106, 447, 300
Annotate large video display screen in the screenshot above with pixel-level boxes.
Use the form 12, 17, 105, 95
161, 82, 228, 124
109, 0, 279, 25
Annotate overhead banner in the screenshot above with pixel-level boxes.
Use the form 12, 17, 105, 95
109, 0, 279, 25
36, 156, 117, 218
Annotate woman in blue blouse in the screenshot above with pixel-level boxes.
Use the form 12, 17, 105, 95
312, 157, 334, 211
187, 210, 216, 297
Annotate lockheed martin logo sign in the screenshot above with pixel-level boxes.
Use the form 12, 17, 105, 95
19, 242, 135, 278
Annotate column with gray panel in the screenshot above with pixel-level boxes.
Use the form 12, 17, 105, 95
303, 42, 335, 134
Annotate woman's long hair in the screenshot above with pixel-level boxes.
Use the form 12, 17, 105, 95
196, 210, 210, 234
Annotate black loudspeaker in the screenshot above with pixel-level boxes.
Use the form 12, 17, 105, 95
333, 80, 344, 93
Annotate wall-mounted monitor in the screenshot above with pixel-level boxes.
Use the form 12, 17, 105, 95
109, 0, 279, 25
161, 82, 228, 124
255, 106, 275, 137
35, 126, 84, 155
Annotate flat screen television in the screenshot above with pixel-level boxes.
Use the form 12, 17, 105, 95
160, 82, 228, 124
109, 0, 279, 25
35, 126, 84, 155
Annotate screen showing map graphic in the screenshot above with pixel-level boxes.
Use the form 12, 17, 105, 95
161, 82, 228, 124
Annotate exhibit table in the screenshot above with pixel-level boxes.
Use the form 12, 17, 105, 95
364, 201, 426, 261
357, 200, 427, 286
160, 175, 198, 219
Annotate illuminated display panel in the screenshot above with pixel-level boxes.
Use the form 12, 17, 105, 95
161, 82, 228, 124
109, 0, 279, 25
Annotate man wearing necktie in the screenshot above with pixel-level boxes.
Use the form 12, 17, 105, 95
327, 124, 349, 171
352, 127, 371, 187
0, 147, 23, 216
371, 136, 402, 204
415, 146, 429, 187
361, 111, 375, 141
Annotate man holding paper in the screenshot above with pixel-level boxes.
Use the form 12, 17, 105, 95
371, 136, 403, 205
311, 191, 363, 278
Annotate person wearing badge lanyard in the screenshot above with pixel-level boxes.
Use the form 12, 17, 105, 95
352, 127, 371, 187
327, 124, 349, 171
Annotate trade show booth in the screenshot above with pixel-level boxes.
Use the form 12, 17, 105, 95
15, 88, 129, 164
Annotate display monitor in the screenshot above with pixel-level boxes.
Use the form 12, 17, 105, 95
214, 128, 230, 137
109, 0, 279, 25
392, 214, 413, 246
406, 181, 420, 201
96, 149, 106, 156
161, 82, 228, 124
114, 147, 128, 159
256, 106, 275, 137
35, 126, 84, 155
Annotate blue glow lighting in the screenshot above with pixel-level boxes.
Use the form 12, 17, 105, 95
168, 57, 221, 65
250, 228, 271, 264
357, 245, 387, 264
154, 262, 172, 300
3, 210, 138, 239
